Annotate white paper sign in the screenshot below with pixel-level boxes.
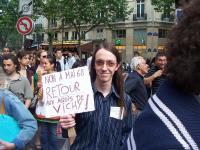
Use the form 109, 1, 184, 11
37, 66, 95, 118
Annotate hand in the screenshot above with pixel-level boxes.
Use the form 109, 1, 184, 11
0, 140, 15, 150
60, 114, 76, 129
153, 70, 163, 78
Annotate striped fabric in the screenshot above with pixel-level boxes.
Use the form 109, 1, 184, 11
145, 65, 166, 95
149, 95, 199, 150
127, 129, 137, 150
70, 84, 133, 150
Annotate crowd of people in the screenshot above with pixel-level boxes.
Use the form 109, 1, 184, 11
0, 0, 200, 149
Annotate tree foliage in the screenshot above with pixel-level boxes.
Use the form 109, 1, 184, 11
59, 0, 132, 56
0, 0, 21, 50
33, 0, 61, 51
152, 0, 175, 13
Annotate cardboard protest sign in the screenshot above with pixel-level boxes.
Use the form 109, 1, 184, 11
36, 66, 95, 118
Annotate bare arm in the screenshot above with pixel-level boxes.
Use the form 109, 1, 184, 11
144, 70, 163, 85
24, 99, 31, 109
0, 140, 15, 150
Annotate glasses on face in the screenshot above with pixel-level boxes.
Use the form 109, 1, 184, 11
95, 60, 117, 68
41, 55, 47, 58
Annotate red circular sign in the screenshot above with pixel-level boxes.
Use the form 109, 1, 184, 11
16, 16, 33, 35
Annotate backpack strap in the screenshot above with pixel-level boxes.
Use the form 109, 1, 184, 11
0, 96, 6, 114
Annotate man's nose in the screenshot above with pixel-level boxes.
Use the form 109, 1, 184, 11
102, 63, 108, 70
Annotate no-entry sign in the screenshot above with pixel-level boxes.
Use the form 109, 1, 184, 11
16, 16, 33, 35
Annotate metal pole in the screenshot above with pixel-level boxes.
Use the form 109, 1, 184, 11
22, 35, 25, 50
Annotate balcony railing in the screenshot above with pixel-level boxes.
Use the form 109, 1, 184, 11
133, 13, 147, 21
161, 14, 175, 22
35, 23, 43, 29
50, 23, 57, 28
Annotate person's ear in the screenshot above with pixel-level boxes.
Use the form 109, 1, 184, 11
115, 64, 120, 71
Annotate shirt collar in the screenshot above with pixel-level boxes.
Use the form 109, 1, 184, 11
92, 82, 120, 98
56, 56, 64, 61
9, 74, 22, 82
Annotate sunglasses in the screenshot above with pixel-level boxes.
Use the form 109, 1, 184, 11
41, 55, 47, 58
95, 60, 117, 68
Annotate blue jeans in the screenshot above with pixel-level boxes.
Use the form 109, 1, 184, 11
39, 122, 58, 150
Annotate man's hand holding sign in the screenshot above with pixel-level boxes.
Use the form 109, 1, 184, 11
36, 66, 95, 144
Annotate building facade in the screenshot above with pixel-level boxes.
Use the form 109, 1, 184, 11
30, 0, 174, 62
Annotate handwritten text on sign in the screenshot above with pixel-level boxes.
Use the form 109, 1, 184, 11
42, 66, 95, 117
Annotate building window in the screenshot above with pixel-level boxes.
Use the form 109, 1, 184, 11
81, 31, 86, 40
54, 32, 58, 40
33, 34, 36, 42
50, 18, 57, 27
158, 29, 169, 38
96, 29, 103, 39
64, 32, 68, 40
97, 29, 103, 33
137, 0, 145, 18
72, 31, 78, 40
112, 30, 126, 38
41, 33, 44, 42
134, 29, 146, 44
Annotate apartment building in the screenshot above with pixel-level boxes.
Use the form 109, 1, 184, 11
30, 0, 174, 62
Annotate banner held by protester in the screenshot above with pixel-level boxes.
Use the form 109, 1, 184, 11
36, 66, 95, 118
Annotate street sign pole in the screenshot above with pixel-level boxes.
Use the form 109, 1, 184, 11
18, 0, 33, 49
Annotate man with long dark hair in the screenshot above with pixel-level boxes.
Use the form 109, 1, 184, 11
2, 54, 33, 109
60, 42, 132, 150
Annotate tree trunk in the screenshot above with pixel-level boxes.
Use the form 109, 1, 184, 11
78, 38, 81, 59
48, 18, 53, 52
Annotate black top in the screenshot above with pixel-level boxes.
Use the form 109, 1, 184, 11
145, 65, 166, 95
70, 84, 133, 150
125, 70, 148, 110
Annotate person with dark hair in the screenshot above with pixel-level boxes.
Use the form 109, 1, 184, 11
16, 51, 34, 86
2, 54, 33, 109
54, 49, 68, 72
35, 54, 59, 150
60, 42, 132, 150
134, 0, 200, 149
0, 48, 10, 67
71, 60, 85, 69
144, 51, 167, 96
0, 67, 37, 150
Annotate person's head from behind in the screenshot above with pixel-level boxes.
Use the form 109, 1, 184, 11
72, 60, 85, 69
16, 51, 30, 68
54, 49, 63, 59
155, 51, 167, 70
166, 0, 200, 95
130, 56, 149, 75
3, 54, 19, 76
43, 55, 56, 73
3, 47, 10, 55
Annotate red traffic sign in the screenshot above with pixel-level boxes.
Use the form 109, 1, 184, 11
16, 16, 33, 35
